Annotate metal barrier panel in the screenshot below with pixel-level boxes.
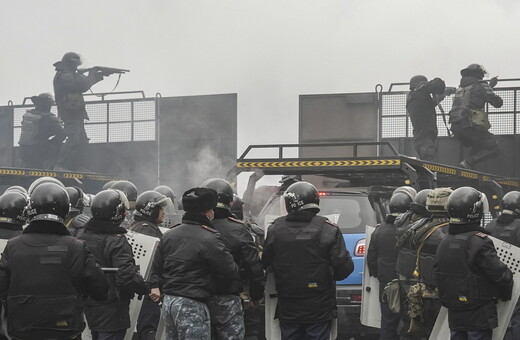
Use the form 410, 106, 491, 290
380, 88, 519, 139
12, 98, 156, 146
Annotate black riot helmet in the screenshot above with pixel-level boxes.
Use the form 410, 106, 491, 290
231, 194, 244, 220
460, 63, 487, 79
0, 192, 28, 225
284, 181, 320, 213
27, 182, 69, 223
448, 187, 485, 224
110, 181, 138, 209
409, 75, 428, 90
65, 186, 85, 213
154, 185, 176, 202
410, 189, 433, 217
501, 191, 520, 217
61, 52, 82, 67
102, 180, 117, 190
135, 190, 173, 222
91, 189, 129, 225
389, 192, 414, 215
4, 185, 28, 195
202, 178, 234, 210
28, 176, 65, 196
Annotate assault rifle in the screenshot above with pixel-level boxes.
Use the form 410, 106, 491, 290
78, 66, 130, 75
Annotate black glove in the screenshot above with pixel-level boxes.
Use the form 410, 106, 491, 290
489, 76, 498, 88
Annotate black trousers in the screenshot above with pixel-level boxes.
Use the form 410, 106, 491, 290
279, 320, 331, 340
136, 297, 161, 336
450, 329, 492, 340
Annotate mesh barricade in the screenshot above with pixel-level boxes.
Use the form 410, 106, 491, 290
13, 99, 156, 145
380, 88, 519, 139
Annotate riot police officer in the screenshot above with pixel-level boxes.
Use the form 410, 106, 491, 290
202, 178, 264, 339
129, 190, 172, 340
436, 187, 513, 340
407, 75, 447, 161
449, 64, 503, 169
0, 191, 27, 340
396, 188, 452, 339
77, 189, 150, 340
485, 191, 520, 339
263, 182, 354, 340
111, 180, 138, 228
150, 187, 239, 340
53, 52, 108, 171
367, 188, 415, 340
0, 191, 27, 239
0, 182, 109, 340
65, 186, 90, 236
19, 93, 65, 169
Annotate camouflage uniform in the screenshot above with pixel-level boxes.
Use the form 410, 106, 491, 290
162, 295, 211, 340
207, 295, 245, 340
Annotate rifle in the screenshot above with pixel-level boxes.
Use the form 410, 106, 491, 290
78, 66, 130, 75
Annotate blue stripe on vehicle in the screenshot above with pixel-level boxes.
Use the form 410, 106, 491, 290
337, 233, 364, 285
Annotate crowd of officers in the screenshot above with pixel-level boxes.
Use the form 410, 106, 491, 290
0, 176, 353, 340
367, 185, 518, 340
407, 63, 503, 170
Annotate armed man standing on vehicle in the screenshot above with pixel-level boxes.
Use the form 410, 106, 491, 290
263, 181, 354, 340
449, 64, 503, 170
202, 178, 264, 340
367, 188, 415, 340
407, 75, 450, 162
0, 182, 109, 340
19, 93, 66, 169
150, 187, 239, 339
485, 191, 520, 339
436, 187, 513, 340
77, 189, 150, 340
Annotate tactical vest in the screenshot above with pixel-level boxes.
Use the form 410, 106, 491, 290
436, 232, 494, 308
18, 111, 42, 145
271, 215, 331, 299
412, 218, 449, 286
395, 218, 429, 280
449, 84, 473, 124
5, 234, 84, 339
486, 219, 520, 247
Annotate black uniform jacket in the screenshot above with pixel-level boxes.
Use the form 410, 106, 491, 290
367, 214, 399, 296
436, 223, 513, 331
212, 208, 264, 300
77, 219, 150, 332
129, 215, 163, 239
0, 222, 23, 240
151, 212, 239, 301
0, 220, 109, 339
263, 209, 354, 324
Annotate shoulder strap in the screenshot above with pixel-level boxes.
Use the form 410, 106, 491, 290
413, 222, 448, 278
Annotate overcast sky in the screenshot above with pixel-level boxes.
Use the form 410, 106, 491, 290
2, 0, 520, 152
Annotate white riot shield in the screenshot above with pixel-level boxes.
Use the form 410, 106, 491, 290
430, 236, 520, 340
360, 225, 381, 328
0, 239, 8, 254
124, 231, 161, 340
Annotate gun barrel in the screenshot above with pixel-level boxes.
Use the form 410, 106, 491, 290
78, 66, 130, 74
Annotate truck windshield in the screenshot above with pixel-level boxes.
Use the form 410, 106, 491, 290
259, 194, 377, 234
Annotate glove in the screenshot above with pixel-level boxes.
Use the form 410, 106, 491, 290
489, 76, 498, 88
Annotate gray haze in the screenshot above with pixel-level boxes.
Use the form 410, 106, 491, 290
2, 0, 520, 191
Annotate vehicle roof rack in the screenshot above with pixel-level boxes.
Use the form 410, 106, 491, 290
228, 142, 520, 217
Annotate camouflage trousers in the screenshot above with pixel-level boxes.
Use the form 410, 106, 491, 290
207, 295, 245, 340
162, 295, 211, 340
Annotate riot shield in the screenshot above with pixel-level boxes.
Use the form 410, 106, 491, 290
124, 231, 160, 340
429, 236, 520, 340
360, 225, 381, 328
